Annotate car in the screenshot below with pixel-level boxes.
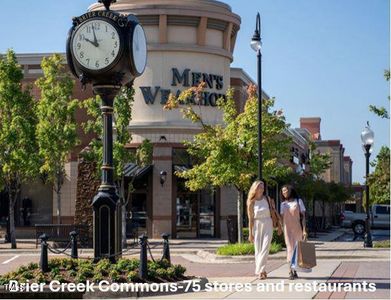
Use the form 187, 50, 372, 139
341, 205, 390, 235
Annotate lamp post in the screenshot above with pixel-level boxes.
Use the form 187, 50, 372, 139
251, 13, 263, 180
361, 122, 374, 248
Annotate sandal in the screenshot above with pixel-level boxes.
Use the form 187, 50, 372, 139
293, 271, 298, 278
259, 271, 267, 280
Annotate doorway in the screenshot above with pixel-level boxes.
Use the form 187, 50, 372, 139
174, 178, 216, 238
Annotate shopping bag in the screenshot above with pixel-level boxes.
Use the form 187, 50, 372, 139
297, 240, 317, 269
291, 242, 312, 273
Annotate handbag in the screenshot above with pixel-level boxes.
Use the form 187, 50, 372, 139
297, 240, 317, 269
291, 242, 312, 273
266, 196, 280, 229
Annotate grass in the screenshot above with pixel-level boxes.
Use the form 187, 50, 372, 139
216, 242, 282, 256
373, 240, 390, 248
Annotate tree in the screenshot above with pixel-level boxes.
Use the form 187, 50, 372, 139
35, 54, 79, 224
307, 142, 332, 229
82, 87, 152, 247
287, 141, 331, 230
327, 181, 352, 224
367, 146, 390, 205
0, 50, 39, 248
164, 83, 291, 242
369, 69, 390, 119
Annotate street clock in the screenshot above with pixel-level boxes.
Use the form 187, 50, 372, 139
66, 1, 147, 86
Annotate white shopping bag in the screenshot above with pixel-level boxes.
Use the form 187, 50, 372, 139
290, 242, 312, 273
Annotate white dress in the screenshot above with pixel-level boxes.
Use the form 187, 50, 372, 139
253, 196, 273, 275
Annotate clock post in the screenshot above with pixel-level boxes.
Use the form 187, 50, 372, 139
66, 0, 147, 262
92, 85, 121, 262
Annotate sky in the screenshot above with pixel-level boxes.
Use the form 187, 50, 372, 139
0, 0, 389, 184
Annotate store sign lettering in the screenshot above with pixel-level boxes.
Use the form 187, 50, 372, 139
140, 68, 226, 106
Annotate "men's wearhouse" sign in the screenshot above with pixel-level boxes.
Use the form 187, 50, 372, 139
140, 68, 226, 106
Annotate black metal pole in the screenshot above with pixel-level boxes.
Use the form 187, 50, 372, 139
92, 85, 122, 262
39, 234, 49, 272
139, 234, 148, 280
70, 231, 78, 259
257, 47, 262, 181
364, 145, 373, 247
161, 233, 171, 264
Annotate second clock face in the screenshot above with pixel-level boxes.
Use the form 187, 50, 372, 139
72, 19, 121, 71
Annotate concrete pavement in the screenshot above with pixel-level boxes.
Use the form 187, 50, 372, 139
0, 227, 389, 299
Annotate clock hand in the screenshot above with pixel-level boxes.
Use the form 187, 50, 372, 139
91, 24, 99, 47
84, 37, 95, 46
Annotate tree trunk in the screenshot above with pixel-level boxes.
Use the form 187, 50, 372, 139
56, 174, 62, 225
8, 194, 17, 249
237, 189, 243, 243
321, 199, 325, 230
8, 179, 19, 249
312, 197, 317, 237
120, 176, 127, 249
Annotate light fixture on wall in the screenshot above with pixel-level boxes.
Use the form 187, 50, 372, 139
159, 136, 167, 141
160, 171, 167, 186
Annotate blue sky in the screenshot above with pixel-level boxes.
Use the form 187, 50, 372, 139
0, 0, 389, 183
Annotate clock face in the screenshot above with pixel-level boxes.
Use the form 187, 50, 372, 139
72, 19, 121, 71
132, 24, 147, 75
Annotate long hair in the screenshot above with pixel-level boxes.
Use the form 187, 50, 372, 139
280, 184, 298, 201
246, 180, 265, 207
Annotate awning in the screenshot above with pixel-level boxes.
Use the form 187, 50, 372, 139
123, 163, 153, 179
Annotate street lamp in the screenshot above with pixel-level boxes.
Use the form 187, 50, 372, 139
361, 122, 374, 248
251, 12, 263, 180
160, 170, 167, 187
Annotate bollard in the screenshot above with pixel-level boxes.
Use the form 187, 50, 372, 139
39, 234, 49, 272
161, 233, 171, 264
139, 234, 148, 280
70, 231, 78, 259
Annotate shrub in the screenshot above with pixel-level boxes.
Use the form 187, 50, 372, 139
155, 268, 168, 279
27, 263, 38, 271
148, 260, 161, 271
217, 243, 254, 255
166, 267, 176, 278
159, 259, 170, 269
109, 270, 120, 282
75, 273, 86, 284
127, 271, 138, 281
53, 274, 65, 283
243, 228, 249, 241
92, 273, 103, 283
94, 259, 111, 276
374, 240, 390, 248
216, 242, 282, 256
0, 258, 187, 284
173, 264, 186, 277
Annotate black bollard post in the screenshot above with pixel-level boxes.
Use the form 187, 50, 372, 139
70, 231, 78, 259
161, 233, 171, 264
139, 234, 148, 280
39, 234, 49, 272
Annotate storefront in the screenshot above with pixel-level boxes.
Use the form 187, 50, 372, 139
88, 0, 242, 239
13, 0, 254, 240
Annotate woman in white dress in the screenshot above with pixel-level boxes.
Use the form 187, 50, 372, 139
247, 180, 282, 280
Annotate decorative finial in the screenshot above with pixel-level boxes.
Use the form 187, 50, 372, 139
98, 0, 116, 11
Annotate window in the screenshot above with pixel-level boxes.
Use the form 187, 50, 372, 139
375, 206, 390, 215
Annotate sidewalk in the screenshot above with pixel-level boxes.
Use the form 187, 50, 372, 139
148, 260, 390, 299
0, 227, 348, 253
